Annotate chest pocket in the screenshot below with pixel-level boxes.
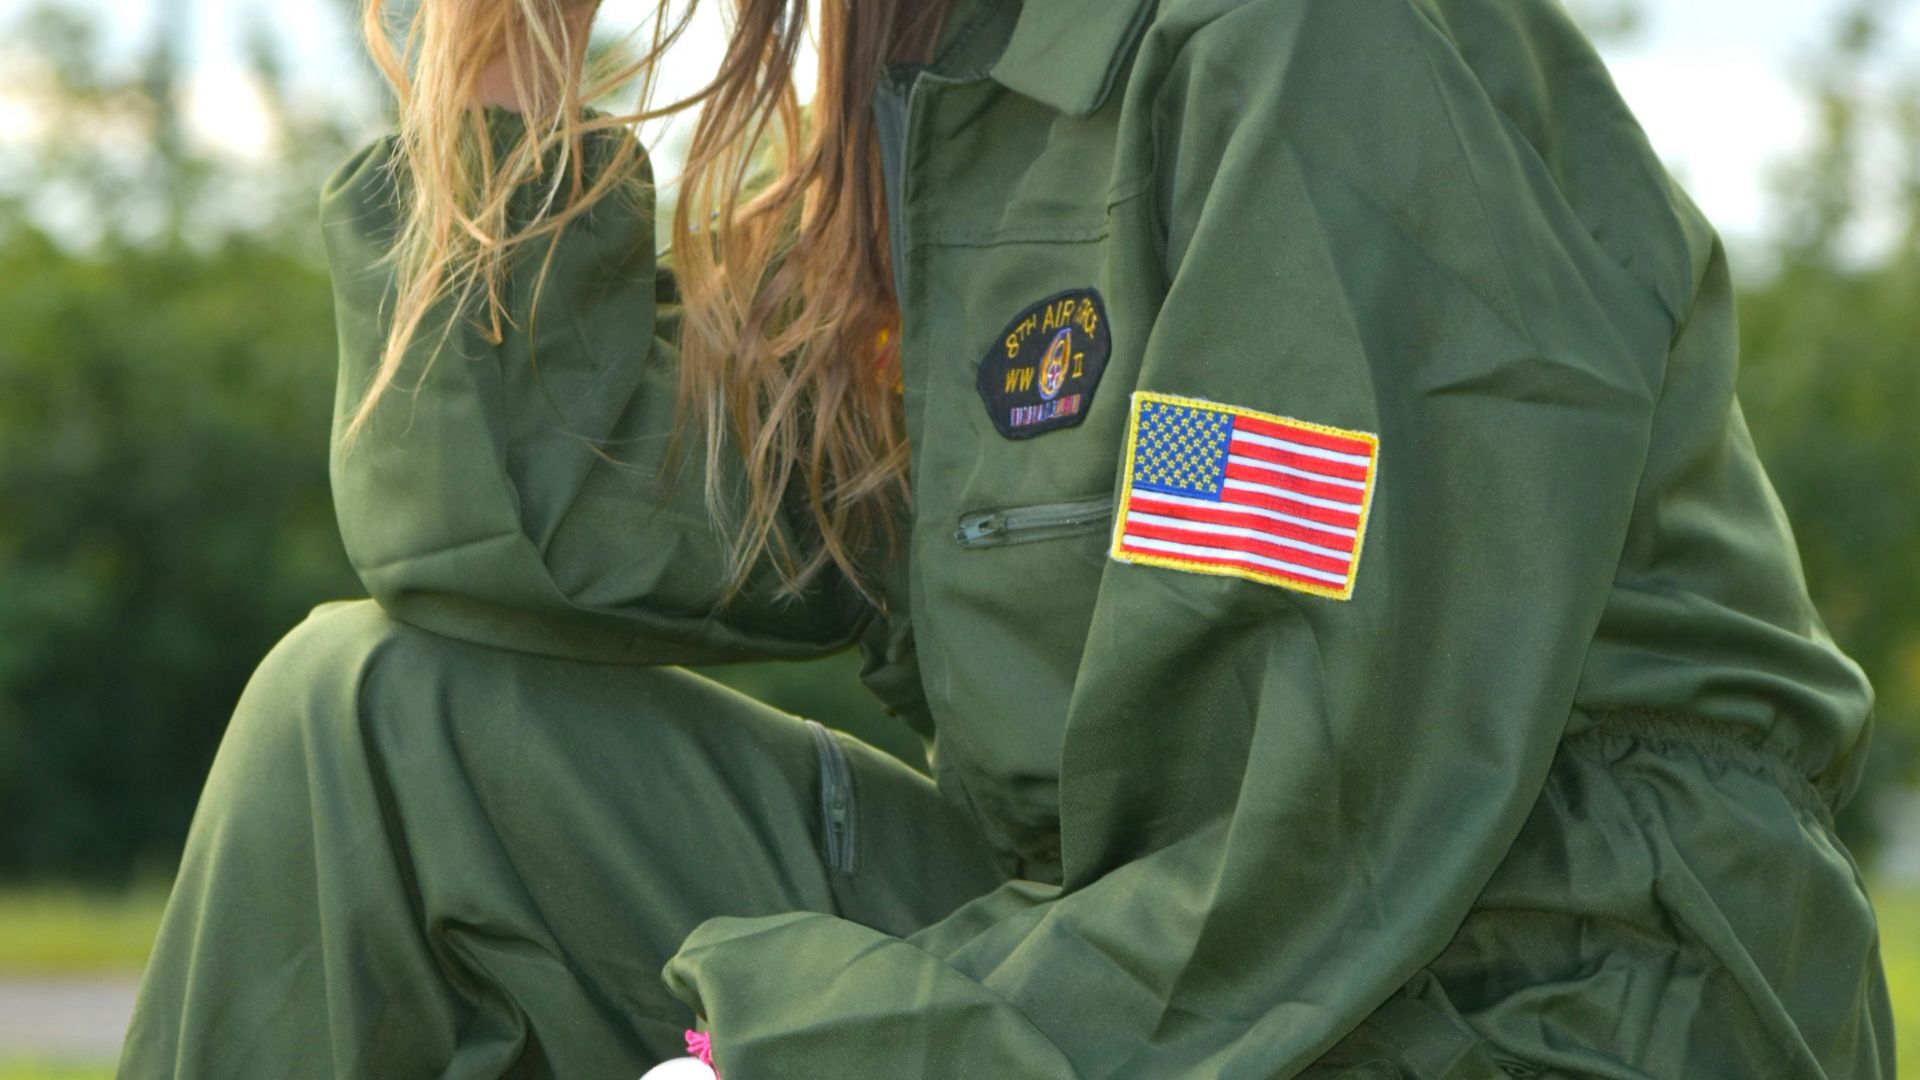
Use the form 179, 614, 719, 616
902, 226, 1134, 883
890, 83, 1155, 878
911, 233, 1128, 518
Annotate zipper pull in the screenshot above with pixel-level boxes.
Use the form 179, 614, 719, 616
829, 788, 850, 832
828, 787, 851, 868
954, 512, 1006, 546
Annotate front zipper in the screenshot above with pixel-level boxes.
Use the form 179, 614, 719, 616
954, 494, 1116, 549
803, 718, 858, 875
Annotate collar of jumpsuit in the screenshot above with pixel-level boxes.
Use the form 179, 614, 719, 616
320, 0, 1881, 1070
981, 0, 1156, 116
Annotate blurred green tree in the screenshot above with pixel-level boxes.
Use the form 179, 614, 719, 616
0, 4, 374, 881
1735, 0, 1920, 854
0, 2, 908, 885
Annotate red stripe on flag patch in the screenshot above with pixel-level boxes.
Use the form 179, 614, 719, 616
1123, 519, 1355, 576
1126, 491, 1358, 554
1221, 462, 1365, 505
1229, 440, 1373, 483
1119, 538, 1347, 592
1217, 486, 1363, 531
1232, 413, 1375, 458
1110, 391, 1381, 601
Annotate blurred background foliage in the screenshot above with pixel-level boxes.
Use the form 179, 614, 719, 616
0, 0, 1914, 933
0, 0, 931, 889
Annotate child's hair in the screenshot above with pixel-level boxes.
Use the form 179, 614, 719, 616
346, 0, 951, 604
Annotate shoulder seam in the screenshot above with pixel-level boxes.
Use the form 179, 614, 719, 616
1403, 0, 1695, 331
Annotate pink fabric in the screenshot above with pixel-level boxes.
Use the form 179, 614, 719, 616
684, 1029, 716, 1071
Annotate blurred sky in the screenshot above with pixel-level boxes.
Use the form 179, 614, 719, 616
11, 0, 1920, 254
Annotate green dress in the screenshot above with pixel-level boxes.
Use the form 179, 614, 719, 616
120, 0, 1895, 1076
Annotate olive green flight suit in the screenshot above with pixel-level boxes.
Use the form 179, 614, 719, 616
120, 0, 1894, 1076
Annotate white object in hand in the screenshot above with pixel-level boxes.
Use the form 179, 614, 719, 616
639, 1057, 717, 1080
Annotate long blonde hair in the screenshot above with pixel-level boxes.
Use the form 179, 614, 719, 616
345, 0, 951, 604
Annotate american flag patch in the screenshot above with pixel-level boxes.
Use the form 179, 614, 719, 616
1109, 391, 1380, 600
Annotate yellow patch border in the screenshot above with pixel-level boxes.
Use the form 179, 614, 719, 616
1107, 389, 1381, 601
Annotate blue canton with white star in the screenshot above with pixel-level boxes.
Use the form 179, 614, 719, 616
1130, 400, 1235, 499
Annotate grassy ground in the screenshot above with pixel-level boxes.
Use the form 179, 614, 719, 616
1877, 880, 1919, 1071
0, 889, 162, 1080
0, 888, 169, 974
0, 883, 1913, 1076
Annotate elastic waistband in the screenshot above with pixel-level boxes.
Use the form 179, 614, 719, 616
1566, 705, 1839, 829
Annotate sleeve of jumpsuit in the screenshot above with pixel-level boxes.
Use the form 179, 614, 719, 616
660, 0, 1721, 1074
319, 105, 872, 664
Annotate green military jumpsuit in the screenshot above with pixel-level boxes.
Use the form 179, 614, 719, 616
120, 0, 1896, 1075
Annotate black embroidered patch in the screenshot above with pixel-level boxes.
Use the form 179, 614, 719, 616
976, 287, 1112, 440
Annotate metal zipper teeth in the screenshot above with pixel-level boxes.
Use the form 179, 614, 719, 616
803, 719, 857, 875
954, 495, 1116, 548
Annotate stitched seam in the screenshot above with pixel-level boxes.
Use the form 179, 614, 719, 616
915, 223, 1110, 248
911, 188, 1152, 251
1406, 3, 1686, 332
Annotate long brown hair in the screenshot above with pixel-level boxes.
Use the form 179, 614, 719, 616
346, 0, 951, 604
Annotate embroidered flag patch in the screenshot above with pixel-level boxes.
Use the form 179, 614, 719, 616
976, 288, 1112, 440
1109, 391, 1380, 600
